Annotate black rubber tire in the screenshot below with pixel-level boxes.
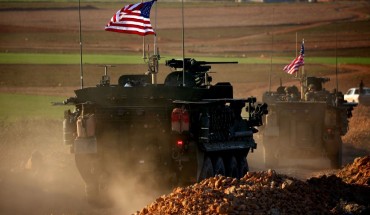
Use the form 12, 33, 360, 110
237, 156, 249, 178
213, 157, 226, 176
75, 154, 113, 208
199, 157, 214, 181
75, 154, 100, 186
85, 183, 99, 205
330, 152, 342, 169
226, 156, 239, 178
329, 135, 343, 169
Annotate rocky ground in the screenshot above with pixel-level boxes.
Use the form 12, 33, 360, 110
135, 156, 370, 215
132, 105, 370, 215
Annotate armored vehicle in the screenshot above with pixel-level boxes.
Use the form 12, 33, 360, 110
63, 58, 267, 205
261, 76, 354, 169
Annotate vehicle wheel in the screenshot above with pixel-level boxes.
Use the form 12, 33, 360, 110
75, 154, 113, 207
329, 135, 343, 169
226, 156, 239, 178
75, 154, 100, 186
85, 182, 99, 205
237, 156, 249, 178
329, 152, 342, 169
198, 157, 214, 181
213, 157, 226, 176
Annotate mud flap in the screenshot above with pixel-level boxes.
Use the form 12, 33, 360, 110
74, 137, 97, 154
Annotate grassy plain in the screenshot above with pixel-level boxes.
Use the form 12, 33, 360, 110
1, 53, 370, 65
0, 93, 66, 121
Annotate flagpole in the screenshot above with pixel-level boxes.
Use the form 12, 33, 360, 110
142, 0, 146, 61
153, 0, 158, 85
335, 22, 339, 93
301, 38, 305, 100
154, 0, 157, 56
295, 32, 298, 79
142, 38, 146, 60
78, 0, 84, 89
295, 32, 298, 57
301, 39, 305, 78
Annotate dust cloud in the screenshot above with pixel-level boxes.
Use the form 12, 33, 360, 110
0, 106, 368, 214
107, 173, 171, 214
0, 120, 168, 215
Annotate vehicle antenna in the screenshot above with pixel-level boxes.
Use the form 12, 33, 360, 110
78, 0, 84, 89
301, 38, 305, 100
181, 0, 185, 86
269, 8, 274, 93
142, 0, 146, 61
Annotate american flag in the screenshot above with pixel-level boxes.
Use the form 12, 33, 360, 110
105, 0, 156, 36
283, 41, 305, 75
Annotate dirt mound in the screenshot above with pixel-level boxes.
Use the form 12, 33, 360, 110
135, 157, 370, 215
336, 156, 370, 186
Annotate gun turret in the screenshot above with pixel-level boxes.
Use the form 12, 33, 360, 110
306, 76, 330, 92
164, 58, 238, 87
165, 58, 238, 73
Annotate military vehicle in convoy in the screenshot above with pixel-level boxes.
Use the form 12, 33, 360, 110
63, 57, 267, 205
261, 76, 354, 169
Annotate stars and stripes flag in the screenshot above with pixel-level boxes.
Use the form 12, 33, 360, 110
105, 0, 157, 36
283, 41, 305, 75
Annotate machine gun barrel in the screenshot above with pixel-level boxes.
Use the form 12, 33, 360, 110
165, 58, 238, 70
196, 61, 238, 65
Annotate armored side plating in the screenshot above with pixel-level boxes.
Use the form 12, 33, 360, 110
63, 58, 267, 205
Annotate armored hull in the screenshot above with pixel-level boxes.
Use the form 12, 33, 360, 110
261, 76, 354, 169
63, 58, 267, 206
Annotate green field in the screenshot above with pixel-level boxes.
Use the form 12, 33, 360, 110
1, 53, 369, 65
0, 93, 68, 121
0, 0, 126, 2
